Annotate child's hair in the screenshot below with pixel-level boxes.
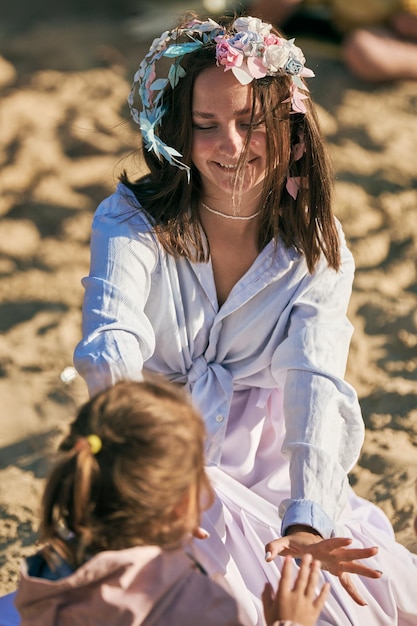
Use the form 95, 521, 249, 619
40, 378, 213, 567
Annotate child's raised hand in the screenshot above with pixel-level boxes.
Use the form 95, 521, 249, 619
262, 554, 330, 626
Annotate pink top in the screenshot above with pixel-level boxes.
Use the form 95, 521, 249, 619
15, 544, 303, 626
16, 545, 241, 625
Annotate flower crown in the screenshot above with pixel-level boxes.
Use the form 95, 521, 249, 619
128, 16, 314, 178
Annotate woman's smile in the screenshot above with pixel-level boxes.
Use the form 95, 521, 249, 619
191, 65, 267, 208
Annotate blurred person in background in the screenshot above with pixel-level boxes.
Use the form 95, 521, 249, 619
247, 0, 417, 81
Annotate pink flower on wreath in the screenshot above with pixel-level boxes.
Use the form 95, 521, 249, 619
246, 56, 268, 79
264, 34, 282, 46
216, 39, 244, 70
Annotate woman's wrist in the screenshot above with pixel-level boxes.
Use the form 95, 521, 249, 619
284, 524, 322, 537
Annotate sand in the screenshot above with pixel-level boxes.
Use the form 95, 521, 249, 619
0, 9, 416, 595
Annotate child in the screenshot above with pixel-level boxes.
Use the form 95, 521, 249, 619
13, 378, 329, 625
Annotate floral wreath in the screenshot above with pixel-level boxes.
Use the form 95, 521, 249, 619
128, 16, 315, 181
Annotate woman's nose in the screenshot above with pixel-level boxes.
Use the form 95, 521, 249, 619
220, 125, 245, 156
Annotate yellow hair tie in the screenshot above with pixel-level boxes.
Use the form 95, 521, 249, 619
86, 434, 102, 455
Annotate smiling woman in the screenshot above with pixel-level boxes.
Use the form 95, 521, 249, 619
73, 13, 417, 626
191, 67, 268, 218
189, 64, 268, 305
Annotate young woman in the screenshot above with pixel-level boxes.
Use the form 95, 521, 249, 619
73, 14, 417, 625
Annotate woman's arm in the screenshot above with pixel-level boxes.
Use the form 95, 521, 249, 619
271, 231, 364, 538
74, 193, 158, 396
268, 230, 383, 604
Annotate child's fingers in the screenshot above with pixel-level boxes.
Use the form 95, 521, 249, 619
304, 558, 321, 597
261, 581, 276, 622
261, 581, 274, 606
279, 555, 294, 591
293, 553, 313, 592
314, 581, 331, 611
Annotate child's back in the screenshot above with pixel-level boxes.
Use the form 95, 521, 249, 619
16, 544, 241, 625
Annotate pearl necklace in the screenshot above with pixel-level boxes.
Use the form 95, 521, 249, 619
201, 202, 261, 221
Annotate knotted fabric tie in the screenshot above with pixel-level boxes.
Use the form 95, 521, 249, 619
186, 356, 234, 465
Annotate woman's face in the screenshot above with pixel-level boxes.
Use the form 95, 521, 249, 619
191, 65, 268, 203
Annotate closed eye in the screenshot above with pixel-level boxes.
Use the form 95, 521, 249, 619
244, 119, 266, 129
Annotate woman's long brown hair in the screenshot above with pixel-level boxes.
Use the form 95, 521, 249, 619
121, 15, 340, 272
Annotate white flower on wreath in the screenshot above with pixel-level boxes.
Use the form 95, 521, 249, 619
263, 44, 291, 73
234, 16, 272, 38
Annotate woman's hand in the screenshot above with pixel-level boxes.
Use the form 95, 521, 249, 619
265, 529, 382, 606
262, 554, 330, 626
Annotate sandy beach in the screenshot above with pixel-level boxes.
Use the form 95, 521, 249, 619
0, 6, 417, 595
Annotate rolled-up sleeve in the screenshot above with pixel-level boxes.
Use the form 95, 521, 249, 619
73, 204, 157, 397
